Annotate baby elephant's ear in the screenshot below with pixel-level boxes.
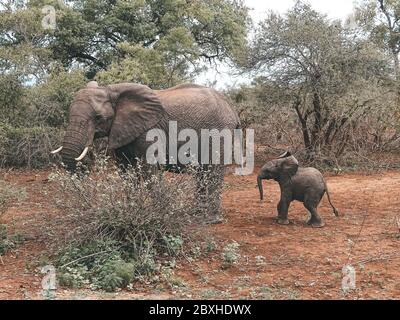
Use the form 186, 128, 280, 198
278, 151, 292, 158
281, 155, 299, 177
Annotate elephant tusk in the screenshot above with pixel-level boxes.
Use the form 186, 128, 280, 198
75, 147, 89, 161
51, 146, 63, 154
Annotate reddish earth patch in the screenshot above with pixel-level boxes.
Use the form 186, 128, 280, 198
1, 169, 400, 300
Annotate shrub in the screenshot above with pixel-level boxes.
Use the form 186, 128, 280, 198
0, 74, 25, 125
0, 180, 26, 214
0, 224, 24, 256
221, 241, 241, 268
56, 240, 136, 292
47, 157, 200, 291
204, 237, 218, 253
0, 181, 26, 256
28, 68, 86, 127
0, 125, 63, 168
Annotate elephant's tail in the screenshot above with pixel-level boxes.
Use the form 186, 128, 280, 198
325, 183, 339, 217
257, 175, 264, 201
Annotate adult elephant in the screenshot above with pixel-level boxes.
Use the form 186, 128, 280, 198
52, 81, 241, 223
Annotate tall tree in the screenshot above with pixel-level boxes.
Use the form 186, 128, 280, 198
244, 1, 391, 159
0, 0, 53, 81
356, 0, 400, 79
1, 0, 250, 87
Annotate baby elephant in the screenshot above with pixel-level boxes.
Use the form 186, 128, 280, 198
257, 152, 339, 228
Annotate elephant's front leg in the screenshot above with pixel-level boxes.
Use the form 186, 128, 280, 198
115, 145, 160, 186
195, 165, 224, 224
275, 195, 292, 226
115, 144, 138, 170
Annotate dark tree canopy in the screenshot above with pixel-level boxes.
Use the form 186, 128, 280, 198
0, 0, 250, 86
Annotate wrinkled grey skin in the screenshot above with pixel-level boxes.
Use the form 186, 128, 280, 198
257, 152, 339, 228
57, 81, 240, 223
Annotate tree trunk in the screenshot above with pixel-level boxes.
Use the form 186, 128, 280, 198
311, 91, 322, 152
393, 51, 399, 81
292, 97, 313, 159
393, 51, 400, 115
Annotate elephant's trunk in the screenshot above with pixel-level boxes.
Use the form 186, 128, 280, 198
257, 175, 264, 201
60, 136, 86, 170
60, 119, 95, 171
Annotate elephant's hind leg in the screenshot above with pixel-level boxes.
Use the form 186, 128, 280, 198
304, 195, 325, 228
196, 165, 224, 224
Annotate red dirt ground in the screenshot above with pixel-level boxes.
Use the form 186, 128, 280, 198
1, 168, 400, 300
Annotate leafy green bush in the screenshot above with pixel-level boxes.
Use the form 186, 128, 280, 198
205, 237, 218, 253
163, 235, 184, 256
56, 240, 136, 292
0, 69, 84, 170
0, 125, 63, 168
92, 258, 136, 292
0, 74, 25, 125
47, 157, 200, 291
28, 68, 86, 127
221, 241, 241, 268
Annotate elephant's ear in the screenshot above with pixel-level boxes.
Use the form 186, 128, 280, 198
107, 83, 167, 150
280, 155, 299, 178
86, 81, 99, 88
278, 151, 292, 159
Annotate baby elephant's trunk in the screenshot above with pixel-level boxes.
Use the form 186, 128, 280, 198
257, 175, 264, 201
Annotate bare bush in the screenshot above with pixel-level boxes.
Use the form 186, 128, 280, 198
0, 125, 63, 168
253, 113, 400, 170
48, 158, 199, 251
45, 157, 203, 291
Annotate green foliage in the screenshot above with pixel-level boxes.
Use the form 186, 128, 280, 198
163, 235, 184, 256
227, 82, 275, 129
355, 0, 400, 128
0, 224, 24, 255
161, 265, 186, 289
355, 0, 400, 76
1, 0, 249, 83
0, 0, 249, 168
0, 67, 85, 129
0, 67, 83, 169
56, 240, 136, 291
0, 74, 25, 124
94, 0, 250, 87
57, 265, 90, 289
95, 42, 193, 88
221, 240, 240, 267
204, 237, 218, 253
0, 179, 26, 214
92, 259, 136, 292
0, 1, 53, 79
0, 224, 22, 255
28, 67, 86, 126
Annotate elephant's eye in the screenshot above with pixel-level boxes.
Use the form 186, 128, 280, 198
95, 114, 102, 121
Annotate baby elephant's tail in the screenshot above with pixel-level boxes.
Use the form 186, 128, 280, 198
325, 183, 339, 217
